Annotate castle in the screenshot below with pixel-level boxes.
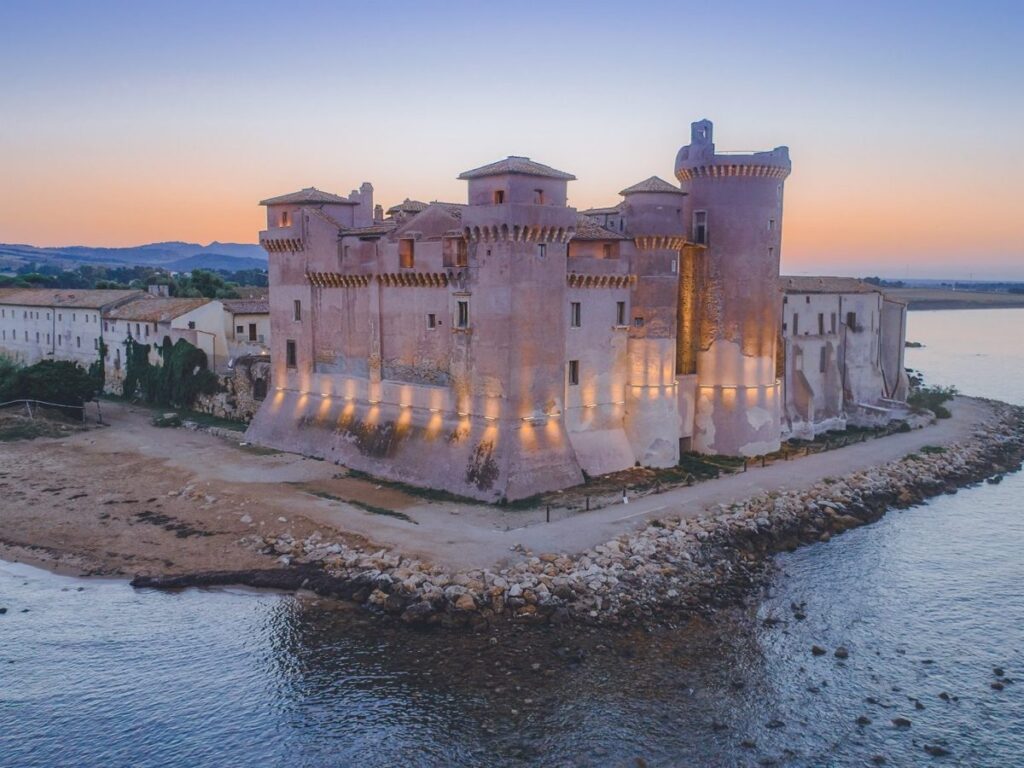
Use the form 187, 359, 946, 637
246, 119, 903, 502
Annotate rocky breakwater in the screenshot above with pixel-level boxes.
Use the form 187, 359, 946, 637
133, 402, 1024, 629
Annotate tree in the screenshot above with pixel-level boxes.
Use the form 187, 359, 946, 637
6, 360, 98, 410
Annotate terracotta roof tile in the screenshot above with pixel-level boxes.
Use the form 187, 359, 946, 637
572, 214, 627, 241
221, 298, 269, 314
458, 156, 576, 181
259, 187, 356, 206
781, 276, 880, 294
619, 176, 685, 195
104, 297, 212, 322
385, 199, 429, 216
0, 288, 144, 309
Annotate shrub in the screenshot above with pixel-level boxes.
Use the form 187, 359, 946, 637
908, 385, 957, 419
3, 359, 97, 411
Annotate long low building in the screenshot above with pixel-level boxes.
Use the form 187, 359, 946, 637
780, 276, 909, 439
0, 288, 270, 389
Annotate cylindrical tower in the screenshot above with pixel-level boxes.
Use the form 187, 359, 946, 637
675, 119, 791, 456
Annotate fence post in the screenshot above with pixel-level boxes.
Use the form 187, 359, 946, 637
585, 496, 590, 511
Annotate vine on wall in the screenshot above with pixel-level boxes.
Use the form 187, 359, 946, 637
122, 336, 220, 408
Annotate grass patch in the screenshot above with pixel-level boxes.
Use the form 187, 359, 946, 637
294, 484, 419, 524
920, 445, 946, 455
345, 469, 477, 505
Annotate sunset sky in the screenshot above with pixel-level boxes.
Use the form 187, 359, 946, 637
1, 1, 1021, 279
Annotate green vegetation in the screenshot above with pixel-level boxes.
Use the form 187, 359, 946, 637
0, 356, 98, 411
0, 263, 266, 297
908, 384, 958, 419
122, 337, 220, 408
920, 445, 946, 455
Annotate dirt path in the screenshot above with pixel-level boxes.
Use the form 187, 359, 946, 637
0, 398, 994, 576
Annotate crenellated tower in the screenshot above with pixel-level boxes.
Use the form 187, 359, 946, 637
675, 120, 791, 456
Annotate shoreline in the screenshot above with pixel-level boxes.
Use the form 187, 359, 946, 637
7, 398, 1021, 630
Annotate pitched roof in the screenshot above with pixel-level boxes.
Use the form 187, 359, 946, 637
105, 297, 212, 322
259, 187, 356, 206
340, 223, 396, 239
572, 214, 627, 241
221, 298, 269, 315
580, 205, 621, 216
457, 156, 576, 181
619, 176, 685, 195
781, 276, 880, 294
0, 288, 144, 309
385, 199, 429, 216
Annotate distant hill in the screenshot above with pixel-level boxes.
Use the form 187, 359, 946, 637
0, 241, 267, 272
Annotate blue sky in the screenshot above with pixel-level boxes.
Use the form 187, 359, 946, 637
1, 0, 1021, 278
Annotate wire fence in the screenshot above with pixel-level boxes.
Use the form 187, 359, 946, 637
0, 398, 90, 422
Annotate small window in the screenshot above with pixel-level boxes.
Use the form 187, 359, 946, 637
568, 360, 579, 386
616, 301, 626, 326
187, 321, 196, 330
35, 332, 39, 342
135, 323, 140, 337
537, 243, 547, 258
493, 190, 505, 204
805, 296, 811, 304
830, 313, 837, 334
249, 323, 257, 341
399, 239, 415, 269
847, 311, 857, 329
534, 189, 545, 204
94, 338, 98, 350
280, 210, 290, 227
768, 219, 776, 231
792, 313, 799, 335
817, 313, 824, 335
76, 336, 81, 348
693, 211, 707, 245
634, 316, 645, 328
285, 340, 297, 368
236, 325, 244, 335
456, 238, 468, 267
427, 313, 437, 329
456, 300, 469, 329
570, 302, 581, 328
819, 347, 827, 373
602, 243, 612, 259
768, 246, 774, 261
293, 300, 302, 322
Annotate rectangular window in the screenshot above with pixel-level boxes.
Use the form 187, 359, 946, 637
570, 302, 581, 328
135, 323, 140, 337
293, 299, 302, 321
768, 246, 774, 261
94, 338, 98, 350
537, 243, 546, 258
819, 347, 827, 373
279, 210, 290, 227
35, 332, 39, 342
427, 313, 437, 329
616, 301, 626, 326
793, 313, 799, 335
76, 336, 81, 348
493, 190, 505, 204
568, 360, 579, 386
830, 313, 837, 333
817, 313, 824, 335
602, 243, 612, 259
236, 325, 244, 335
634, 316, 645, 328
693, 211, 708, 245
534, 189, 544, 204
249, 323, 257, 341
847, 311, 857, 329
285, 340, 297, 368
768, 218, 776, 231
456, 301, 469, 329
399, 239, 415, 268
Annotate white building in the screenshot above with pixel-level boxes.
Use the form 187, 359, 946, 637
222, 298, 270, 360
780, 276, 909, 439
102, 297, 230, 387
0, 288, 143, 367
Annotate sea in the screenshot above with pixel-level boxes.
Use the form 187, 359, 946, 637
1, 308, 1021, 767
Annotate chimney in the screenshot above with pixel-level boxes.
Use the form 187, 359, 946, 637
374, 204, 384, 222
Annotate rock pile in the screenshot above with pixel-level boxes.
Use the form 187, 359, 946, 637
143, 403, 1024, 629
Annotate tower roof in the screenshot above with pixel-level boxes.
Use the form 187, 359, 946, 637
619, 176, 685, 196
457, 156, 576, 181
259, 187, 356, 206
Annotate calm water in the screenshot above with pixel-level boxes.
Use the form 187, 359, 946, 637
1, 309, 1021, 767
